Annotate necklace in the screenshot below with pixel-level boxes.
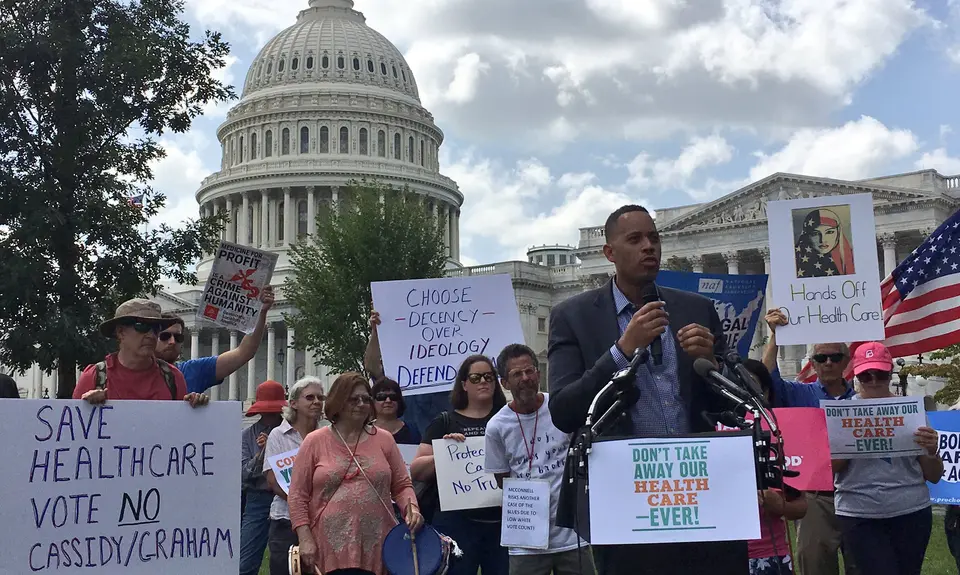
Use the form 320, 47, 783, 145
514, 404, 540, 476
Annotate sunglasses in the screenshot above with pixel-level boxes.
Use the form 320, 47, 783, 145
857, 371, 892, 383
812, 353, 846, 364
347, 395, 374, 406
127, 321, 162, 334
159, 332, 185, 343
467, 372, 496, 384
301, 393, 324, 402
375, 392, 399, 402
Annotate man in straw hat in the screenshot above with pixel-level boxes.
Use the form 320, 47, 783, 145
73, 298, 207, 406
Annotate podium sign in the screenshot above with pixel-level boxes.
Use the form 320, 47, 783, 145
587, 434, 760, 545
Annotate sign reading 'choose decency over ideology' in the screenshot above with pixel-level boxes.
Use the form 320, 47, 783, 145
371, 275, 525, 396
0, 400, 240, 574
587, 434, 760, 545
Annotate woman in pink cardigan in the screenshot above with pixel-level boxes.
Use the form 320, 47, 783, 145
288, 372, 423, 575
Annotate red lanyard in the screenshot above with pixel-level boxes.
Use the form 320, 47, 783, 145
514, 406, 540, 475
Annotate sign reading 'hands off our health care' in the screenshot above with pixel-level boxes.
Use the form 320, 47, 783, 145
371, 274, 525, 396
0, 399, 240, 574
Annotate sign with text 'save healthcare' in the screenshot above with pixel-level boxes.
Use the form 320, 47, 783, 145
371, 274, 525, 396
0, 399, 240, 575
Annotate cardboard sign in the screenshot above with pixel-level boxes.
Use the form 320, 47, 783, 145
266, 448, 300, 494
433, 437, 502, 511
588, 434, 760, 545
371, 275, 525, 396
197, 240, 278, 334
397, 444, 419, 476
0, 400, 240, 574
500, 479, 550, 549
821, 396, 925, 459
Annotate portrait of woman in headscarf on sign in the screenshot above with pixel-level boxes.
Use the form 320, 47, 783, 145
793, 205, 856, 278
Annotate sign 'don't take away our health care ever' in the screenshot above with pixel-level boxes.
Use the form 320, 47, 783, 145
371, 274, 525, 396
0, 399, 240, 575
197, 240, 278, 334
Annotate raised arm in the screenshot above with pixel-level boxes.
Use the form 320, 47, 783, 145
363, 309, 385, 381
215, 286, 274, 381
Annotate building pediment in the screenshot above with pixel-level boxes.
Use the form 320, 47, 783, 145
659, 172, 945, 234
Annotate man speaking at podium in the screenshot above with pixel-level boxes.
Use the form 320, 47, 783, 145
547, 205, 748, 575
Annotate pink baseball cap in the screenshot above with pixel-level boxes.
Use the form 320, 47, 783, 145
852, 342, 893, 376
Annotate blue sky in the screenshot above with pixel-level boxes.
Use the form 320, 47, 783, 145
151, 0, 960, 267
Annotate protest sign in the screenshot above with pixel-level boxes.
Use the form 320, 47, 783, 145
766, 194, 884, 345
197, 240, 278, 334
926, 411, 960, 504
397, 444, 419, 476
821, 396, 925, 459
657, 271, 767, 359
371, 275, 525, 396
266, 448, 299, 494
433, 437, 502, 511
500, 479, 550, 549
715, 408, 833, 492
588, 434, 760, 545
0, 400, 240, 574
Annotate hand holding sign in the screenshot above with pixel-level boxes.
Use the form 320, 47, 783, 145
915, 426, 939, 456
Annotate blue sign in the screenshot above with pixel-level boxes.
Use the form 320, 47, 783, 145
926, 411, 960, 504
656, 270, 768, 359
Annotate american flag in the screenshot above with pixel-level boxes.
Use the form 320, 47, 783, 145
794, 210, 960, 381
127, 194, 144, 208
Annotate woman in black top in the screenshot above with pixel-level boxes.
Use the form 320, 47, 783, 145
372, 378, 421, 445
410, 354, 508, 575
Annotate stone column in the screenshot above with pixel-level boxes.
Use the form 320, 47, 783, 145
268, 195, 278, 247
225, 196, 235, 243
307, 186, 316, 237
331, 186, 339, 214
190, 330, 200, 361
431, 201, 439, 228
454, 210, 461, 261
879, 232, 897, 276
216, 200, 226, 242
440, 205, 450, 255
286, 326, 296, 389
305, 348, 316, 377
690, 255, 704, 273
210, 331, 220, 401
283, 187, 293, 246
33, 363, 43, 399
246, 349, 257, 402
266, 325, 276, 381
260, 189, 269, 249
447, 208, 455, 258
723, 251, 739, 275
252, 200, 261, 248
240, 192, 250, 246
228, 331, 239, 400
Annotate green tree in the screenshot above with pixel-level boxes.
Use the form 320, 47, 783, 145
900, 345, 960, 406
663, 256, 692, 272
0, 0, 232, 397
284, 180, 447, 373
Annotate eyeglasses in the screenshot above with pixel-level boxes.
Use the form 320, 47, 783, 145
857, 371, 892, 383
812, 353, 846, 364
467, 372, 497, 384
347, 395, 374, 406
302, 393, 324, 402
508, 367, 538, 381
375, 392, 399, 402
128, 322, 161, 334
159, 332, 185, 343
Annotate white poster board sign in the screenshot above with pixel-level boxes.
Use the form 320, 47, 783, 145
0, 400, 240, 574
397, 444, 419, 476
266, 448, 300, 494
500, 478, 550, 549
766, 193, 884, 345
197, 240, 278, 334
371, 275, 525, 396
433, 437, 502, 511
820, 396, 925, 459
587, 434, 760, 545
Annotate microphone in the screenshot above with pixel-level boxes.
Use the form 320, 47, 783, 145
640, 284, 662, 365
588, 347, 646, 436
724, 352, 771, 409
692, 357, 755, 405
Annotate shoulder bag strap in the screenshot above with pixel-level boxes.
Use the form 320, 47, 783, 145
156, 360, 177, 400
333, 425, 400, 526
95, 362, 108, 391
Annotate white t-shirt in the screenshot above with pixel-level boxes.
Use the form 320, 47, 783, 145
484, 393, 585, 555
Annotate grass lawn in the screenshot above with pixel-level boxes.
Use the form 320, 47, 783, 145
257, 514, 956, 574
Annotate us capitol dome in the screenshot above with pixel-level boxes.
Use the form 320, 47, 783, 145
149, 0, 464, 403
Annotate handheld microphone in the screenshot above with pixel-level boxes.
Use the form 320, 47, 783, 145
724, 352, 771, 409
640, 284, 663, 366
692, 357, 755, 404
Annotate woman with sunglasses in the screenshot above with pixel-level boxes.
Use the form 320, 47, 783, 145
832, 342, 942, 575
372, 378, 421, 445
288, 372, 422, 575
410, 354, 509, 575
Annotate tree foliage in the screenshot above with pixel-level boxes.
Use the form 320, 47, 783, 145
0, 0, 233, 396
284, 180, 448, 373
900, 345, 960, 406
663, 256, 692, 272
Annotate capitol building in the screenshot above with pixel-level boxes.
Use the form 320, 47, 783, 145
12, 0, 960, 403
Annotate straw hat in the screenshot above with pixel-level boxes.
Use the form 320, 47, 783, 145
98, 299, 178, 338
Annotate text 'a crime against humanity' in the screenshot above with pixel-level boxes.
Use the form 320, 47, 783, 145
633, 444, 711, 530
25, 404, 233, 572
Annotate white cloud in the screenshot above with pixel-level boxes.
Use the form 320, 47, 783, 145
915, 148, 960, 175
148, 137, 216, 229
628, 134, 734, 188
748, 116, 918, 181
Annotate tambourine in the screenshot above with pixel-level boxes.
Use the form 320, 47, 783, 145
289, 545, 320, 575
382, 524, 454, 575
